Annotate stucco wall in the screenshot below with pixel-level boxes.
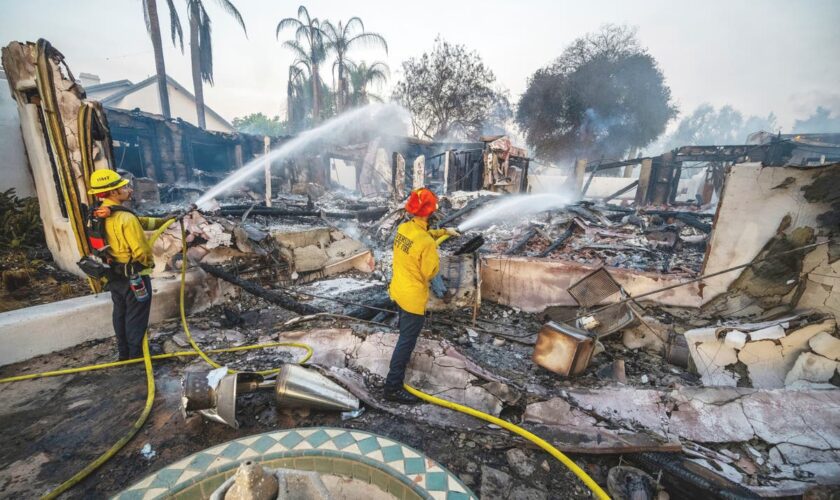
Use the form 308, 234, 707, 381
0, 75, 35, 197
702, 163, 831, 301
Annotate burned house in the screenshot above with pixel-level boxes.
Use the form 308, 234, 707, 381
1, 37, 839, 500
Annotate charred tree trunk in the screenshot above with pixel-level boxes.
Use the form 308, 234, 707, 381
200, 263, 322, 316
146, 0, 172, 119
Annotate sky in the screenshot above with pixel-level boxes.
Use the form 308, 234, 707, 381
2, 0, 839, 133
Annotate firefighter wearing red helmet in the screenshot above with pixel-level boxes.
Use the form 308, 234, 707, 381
384, 187, 459, 403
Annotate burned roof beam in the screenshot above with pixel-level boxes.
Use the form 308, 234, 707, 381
603, 180, 639, 203
585, 157, 649, 173
538, 224, 576, 258
506, 227, 538, 255
218, 207, 320, 217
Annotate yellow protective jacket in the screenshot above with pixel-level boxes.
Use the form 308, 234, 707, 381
388, 218, 447, 315
102, 199, 167, 276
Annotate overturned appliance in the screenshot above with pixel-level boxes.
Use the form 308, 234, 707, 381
182, 364, 360, 429
533, 267, 639, 377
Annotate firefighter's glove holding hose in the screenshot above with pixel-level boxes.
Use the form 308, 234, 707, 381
444, 227, 461, 237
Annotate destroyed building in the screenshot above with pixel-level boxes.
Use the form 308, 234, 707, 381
1, 38, 839, 500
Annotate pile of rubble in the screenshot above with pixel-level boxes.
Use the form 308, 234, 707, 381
429, 192, 711, 274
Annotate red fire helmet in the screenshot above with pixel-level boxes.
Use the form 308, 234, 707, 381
405, 188, 438, 217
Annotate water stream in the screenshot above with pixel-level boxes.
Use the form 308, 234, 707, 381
195, 103, 409, 209
456, 193, 574, 232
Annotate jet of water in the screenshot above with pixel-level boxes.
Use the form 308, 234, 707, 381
195, 103, 410, 209
456, 193, 573, 232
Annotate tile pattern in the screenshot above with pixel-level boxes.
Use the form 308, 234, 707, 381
115, 427, 477, 500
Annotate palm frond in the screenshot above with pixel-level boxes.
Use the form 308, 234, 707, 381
347, 32, 388, 54
276, 17, 302, 39
282, 39, 310, 62
165, 0, 184, 52
142, 0, 151, 34
345, 17, 364, 34
291, 59, 311, 75
198, 3, 214, 84
212, 0, 246, 36
297, 5, 311, 25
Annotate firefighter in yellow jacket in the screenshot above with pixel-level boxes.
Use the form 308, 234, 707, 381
384, 187, 459, 403
88, 170, 172, 360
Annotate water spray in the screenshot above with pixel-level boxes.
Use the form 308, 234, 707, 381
194, 103, 410, 210
455, 193, 574, 233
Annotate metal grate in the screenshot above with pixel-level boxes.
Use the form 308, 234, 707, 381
567, 267, 622, 308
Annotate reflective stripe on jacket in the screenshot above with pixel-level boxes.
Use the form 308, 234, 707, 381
102, 199, 166, 275
388, 218, 447, 315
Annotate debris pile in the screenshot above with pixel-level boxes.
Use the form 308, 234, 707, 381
684, 314, 839, 389
391, 192, 712, 274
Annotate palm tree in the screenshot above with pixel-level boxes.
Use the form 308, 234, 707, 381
286, 62, 309, 126
141, 0, 182, 119
322, 17, 387, 113
186, 0, 247, 129
347, 61, 389, 107
277, 6, 326, 123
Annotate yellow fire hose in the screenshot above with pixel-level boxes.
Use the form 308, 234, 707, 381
5, 220, 608, 499
404, 385, 610, 499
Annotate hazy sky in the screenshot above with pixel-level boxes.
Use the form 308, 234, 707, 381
2, 0, 838, 132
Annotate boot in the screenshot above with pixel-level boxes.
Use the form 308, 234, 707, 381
384, 387, 421, 404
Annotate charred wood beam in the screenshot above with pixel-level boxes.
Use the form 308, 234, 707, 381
538, 225, 575, 258
345, 295, 394, 320
585, 157, 650, 173
672, 212, 711, 232
629, 452, 760, 500
199, 263, 322, 316
218, 207, 320, 217
216, 206, 388, 222
603, 180, 639, 202
438, 196, 496, 227
507, 227, 538, 255
331, 207, 389, 222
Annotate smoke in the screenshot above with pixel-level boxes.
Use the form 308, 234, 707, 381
578, 108, 627, 144
792, 106, 840, 133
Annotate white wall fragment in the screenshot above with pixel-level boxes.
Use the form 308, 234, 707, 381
724, 330, 747, 350
694, 341, 739, 386
738, 340, 787, 389
750, 324, 786, 341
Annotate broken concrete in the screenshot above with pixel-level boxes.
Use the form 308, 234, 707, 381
810, 331, 840, 361
527, 387, 840, 494
738, 340, 786, 389
784, 352, 839, 386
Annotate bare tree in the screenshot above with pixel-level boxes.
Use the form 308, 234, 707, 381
393, 38, 510, 140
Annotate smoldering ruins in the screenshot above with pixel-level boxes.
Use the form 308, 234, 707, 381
1, 37, 840, 500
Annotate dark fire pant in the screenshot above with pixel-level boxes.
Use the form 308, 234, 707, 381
109, 275, 152, 359
384, 306, 426, 391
